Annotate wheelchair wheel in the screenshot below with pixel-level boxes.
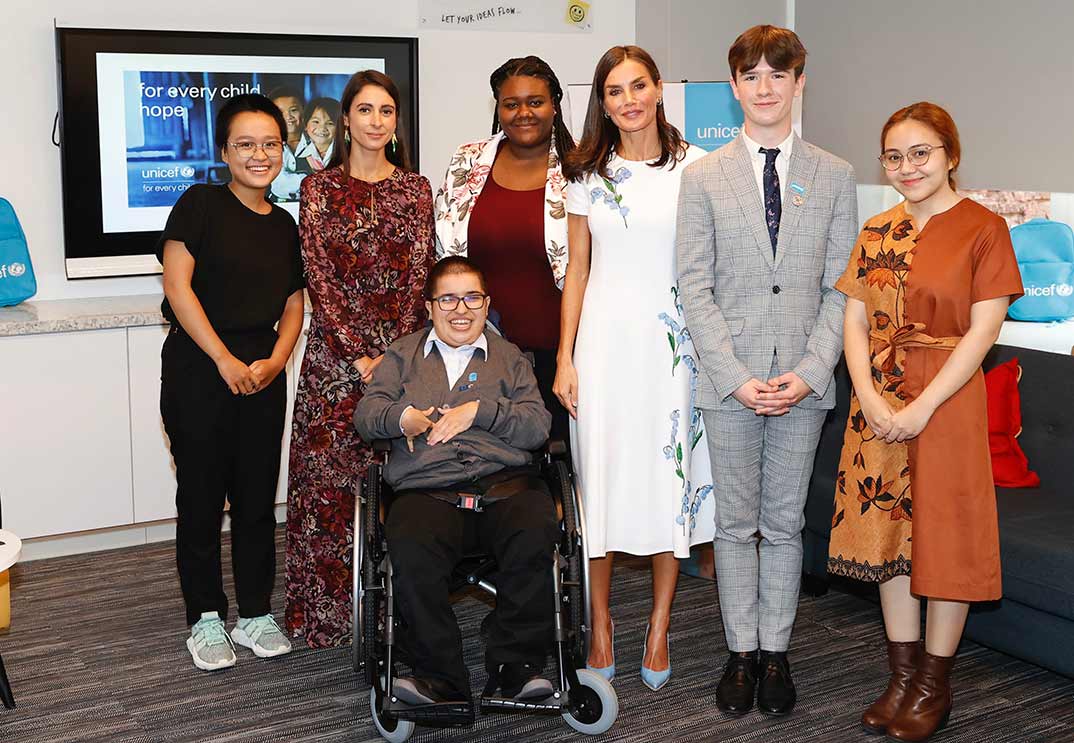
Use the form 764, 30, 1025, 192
362, 468, 384, 685
369, 687, 415, 743
561, 668, 618, 735
352, 480, 366, 673
552, 459, 586, 664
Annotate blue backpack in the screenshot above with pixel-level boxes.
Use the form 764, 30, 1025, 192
1007, 218, 1074, 322
0, 198, 36, 307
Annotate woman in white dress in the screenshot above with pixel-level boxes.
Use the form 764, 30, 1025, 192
555, 45, 714, 691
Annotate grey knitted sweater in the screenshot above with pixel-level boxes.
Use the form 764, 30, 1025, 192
353, 328, 551, 490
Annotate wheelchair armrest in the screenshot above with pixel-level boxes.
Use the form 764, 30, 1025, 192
544, 438, 568, 458
372, 439, 393, 453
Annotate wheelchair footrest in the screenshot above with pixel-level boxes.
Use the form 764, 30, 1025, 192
386, 700, 475, 727
479, 693, 566, 714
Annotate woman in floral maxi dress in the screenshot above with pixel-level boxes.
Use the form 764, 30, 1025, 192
285, 71, 434, 647
828, 102, 1022, 741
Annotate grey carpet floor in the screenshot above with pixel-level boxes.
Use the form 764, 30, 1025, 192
0, 531, 1072, 743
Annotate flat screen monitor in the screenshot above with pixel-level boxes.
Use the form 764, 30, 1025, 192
56, 27, 418, 278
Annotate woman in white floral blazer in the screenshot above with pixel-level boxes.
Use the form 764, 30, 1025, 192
434, 55, 575, 440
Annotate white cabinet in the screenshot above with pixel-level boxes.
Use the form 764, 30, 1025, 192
127, 325, 176, 522
0, 329, 133, 538
0, 315, 311, 543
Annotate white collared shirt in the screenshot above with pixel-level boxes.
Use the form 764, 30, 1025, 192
424, 328, 489, 388
741, 129, 794, 211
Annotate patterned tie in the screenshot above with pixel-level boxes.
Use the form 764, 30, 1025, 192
760, 147, 781, 255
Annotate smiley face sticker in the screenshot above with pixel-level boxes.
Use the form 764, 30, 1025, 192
566, 0, 590, 26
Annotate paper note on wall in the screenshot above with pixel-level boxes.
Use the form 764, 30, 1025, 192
419, 0, 594, 32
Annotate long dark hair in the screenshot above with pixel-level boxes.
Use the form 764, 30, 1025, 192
489, 56, 575, 162
328, 70, 411, 173
564, 45, 686, 181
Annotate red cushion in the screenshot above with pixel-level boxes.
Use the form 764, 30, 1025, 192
984, 357, 1040, 488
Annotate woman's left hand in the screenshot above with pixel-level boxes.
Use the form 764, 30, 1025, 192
882, 400, 934, 443
248, 358, 285, 393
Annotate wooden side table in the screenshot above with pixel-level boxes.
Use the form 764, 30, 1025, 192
0, 529, 22, 710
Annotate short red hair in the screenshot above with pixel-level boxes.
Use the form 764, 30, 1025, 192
881, 102, 961, 190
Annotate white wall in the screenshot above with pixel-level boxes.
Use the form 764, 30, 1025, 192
1, 0, 635, 301
636, 0, 790, 83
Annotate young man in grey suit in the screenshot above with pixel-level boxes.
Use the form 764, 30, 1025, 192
676, 25, 858, 715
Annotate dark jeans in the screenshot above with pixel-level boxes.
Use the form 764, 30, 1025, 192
160, 327, 286, 626
385, 484, 559, 697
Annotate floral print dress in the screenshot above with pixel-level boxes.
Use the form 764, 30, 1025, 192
285, 166, 434, 647
828, 199, 1022, 601
565, 146, 715, 558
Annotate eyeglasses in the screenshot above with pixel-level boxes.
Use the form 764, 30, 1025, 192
878, 144, 945, 171
432, 293, 488, 311
228, 140, 284, 159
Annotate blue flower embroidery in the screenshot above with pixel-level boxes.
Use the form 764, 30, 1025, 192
661, 286, 710, 534
589, 166, 632, 227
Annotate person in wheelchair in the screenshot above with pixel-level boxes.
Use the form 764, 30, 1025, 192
354, 256, 558, 709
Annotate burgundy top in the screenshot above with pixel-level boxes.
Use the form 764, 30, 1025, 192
466, 174, 561, 351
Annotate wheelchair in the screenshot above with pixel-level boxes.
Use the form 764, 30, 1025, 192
352, 438, 618, 741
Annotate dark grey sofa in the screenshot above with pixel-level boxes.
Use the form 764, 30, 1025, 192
802, 344, 1074, 678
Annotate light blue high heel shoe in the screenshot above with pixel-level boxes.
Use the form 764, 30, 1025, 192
586, 619, 615, 681
640, 623, 671, 691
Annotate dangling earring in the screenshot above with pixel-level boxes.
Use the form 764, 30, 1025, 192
345, 129, 351, 144
602, 110, 610, 119
390, 133, 398, 153
657, 98, 663, 106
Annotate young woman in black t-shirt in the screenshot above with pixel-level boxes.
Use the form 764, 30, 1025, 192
157, 94, 305, 671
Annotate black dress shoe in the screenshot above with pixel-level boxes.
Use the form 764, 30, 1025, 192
715, 650, 758, 715
757, 650, 797, 715
391, 676, 469, 705
496, 662, 554, 701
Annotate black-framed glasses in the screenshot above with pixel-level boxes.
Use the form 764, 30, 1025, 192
878, 144, 945, 171
228, 140, 284, 159
432, 293, 488, 311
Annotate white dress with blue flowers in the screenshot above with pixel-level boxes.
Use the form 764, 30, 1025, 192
566, 146, 715, 558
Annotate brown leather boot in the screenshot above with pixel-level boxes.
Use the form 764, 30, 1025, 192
861, 640, 923, 735
885, 651, 955, 742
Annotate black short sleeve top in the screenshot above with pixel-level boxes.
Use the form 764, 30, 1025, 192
155, 184, 304, 333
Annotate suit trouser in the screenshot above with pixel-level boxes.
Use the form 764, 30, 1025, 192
161, 328, 286, 626
385, 486, 558, 698
703, 402, 826, 652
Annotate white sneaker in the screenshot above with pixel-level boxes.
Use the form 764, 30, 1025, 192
187, 611, 237, 671
230, 614, 293, 658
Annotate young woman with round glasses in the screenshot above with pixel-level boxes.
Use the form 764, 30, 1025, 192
158, 93, 305, 671
828, 102, 1023, 741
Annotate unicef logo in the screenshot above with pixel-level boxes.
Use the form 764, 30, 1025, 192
179, 166, 196, 178
1058, 283, 1074, 297
8, 262, 25, 277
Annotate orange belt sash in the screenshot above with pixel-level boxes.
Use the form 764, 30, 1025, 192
870, 322, 962, 371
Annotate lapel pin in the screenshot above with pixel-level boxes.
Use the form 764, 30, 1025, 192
790, 182, 805, 206
468, 372, 478, 382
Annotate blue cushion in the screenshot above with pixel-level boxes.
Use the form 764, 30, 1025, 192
995, 486, 1074, 621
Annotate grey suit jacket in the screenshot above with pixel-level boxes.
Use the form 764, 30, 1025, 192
675, 134, 858, 411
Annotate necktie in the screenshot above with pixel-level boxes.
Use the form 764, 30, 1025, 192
760, 147, 781, 255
